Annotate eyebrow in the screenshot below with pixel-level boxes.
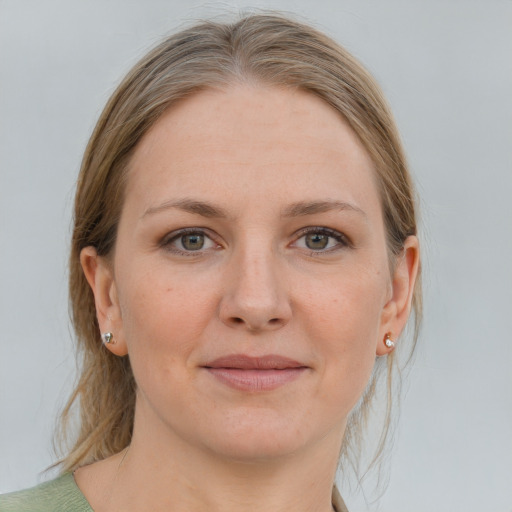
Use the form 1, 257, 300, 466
281, 200, 367, 218
142, 198, 229, 219
142, 198, 366, 220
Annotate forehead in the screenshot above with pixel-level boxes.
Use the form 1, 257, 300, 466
125, 84, 380, 218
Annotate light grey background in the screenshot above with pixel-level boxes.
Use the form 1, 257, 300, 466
1, 1, 511, 511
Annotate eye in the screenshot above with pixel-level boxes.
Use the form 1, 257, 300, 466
304, 232, 331, 250
162, 229, 219, 254
293, 227, 349, 253
180, 233, 206, 251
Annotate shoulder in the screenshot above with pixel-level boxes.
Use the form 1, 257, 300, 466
0, 473, 93, 512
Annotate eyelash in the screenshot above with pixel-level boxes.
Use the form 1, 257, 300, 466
293, 227, 351, 255
160, 228, 221, 256
160, 227, 351, 256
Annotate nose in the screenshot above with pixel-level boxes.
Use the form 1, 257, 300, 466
219, 247, 292, 332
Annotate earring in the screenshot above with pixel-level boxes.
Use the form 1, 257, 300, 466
101, 332, 114, 345
384, 333, 395, 349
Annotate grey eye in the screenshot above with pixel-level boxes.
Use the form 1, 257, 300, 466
180, 234, 205, 251
305, 233, 329, 250
294, 228, 348, 253
163, 229, 218, 255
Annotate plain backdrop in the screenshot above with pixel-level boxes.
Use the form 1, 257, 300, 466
1, 1, 511, 511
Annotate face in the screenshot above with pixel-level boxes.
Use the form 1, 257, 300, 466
84, 85, 417, 463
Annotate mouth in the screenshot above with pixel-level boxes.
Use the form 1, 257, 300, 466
202, 354, 309, 392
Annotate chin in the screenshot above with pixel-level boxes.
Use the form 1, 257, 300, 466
195, 411, 326, 463
207, 434, 304, 463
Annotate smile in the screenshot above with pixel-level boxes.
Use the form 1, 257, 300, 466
203, 354, 309, 392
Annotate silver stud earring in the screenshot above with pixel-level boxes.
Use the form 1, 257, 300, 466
101, 332, 114, 345
384, 333, 395, 349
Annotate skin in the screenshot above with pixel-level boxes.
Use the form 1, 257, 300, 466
78, 84, 419, 512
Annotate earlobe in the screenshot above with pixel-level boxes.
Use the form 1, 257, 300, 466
376, 236, 420, 356
80, 247, 128, 356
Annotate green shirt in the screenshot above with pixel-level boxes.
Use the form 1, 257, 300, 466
0, 474, 92, 512
0, 473, 348, 512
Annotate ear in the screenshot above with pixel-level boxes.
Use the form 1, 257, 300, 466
376, 235, 420, 356
80, 246, 128, 356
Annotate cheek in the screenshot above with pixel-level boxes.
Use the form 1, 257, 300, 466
299, 268, 388, 405
116, 263, 218, 375
300, 263, 387, 341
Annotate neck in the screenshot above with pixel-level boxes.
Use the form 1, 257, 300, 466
77, 402, 345, 512
115, 435, 340, 512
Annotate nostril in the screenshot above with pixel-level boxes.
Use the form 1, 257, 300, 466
228, 316, 282, 329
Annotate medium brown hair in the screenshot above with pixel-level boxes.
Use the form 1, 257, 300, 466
59, 12, 421, 477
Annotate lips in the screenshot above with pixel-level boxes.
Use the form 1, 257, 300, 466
203, 354, 308, 391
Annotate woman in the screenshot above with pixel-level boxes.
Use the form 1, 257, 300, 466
1, 13, 420, 512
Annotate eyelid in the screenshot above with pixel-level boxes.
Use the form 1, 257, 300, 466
292, 226, 352, 252
160, 227, 221, 255
159, 226, 351, 256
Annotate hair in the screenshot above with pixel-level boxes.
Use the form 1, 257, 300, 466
59, 12, 422, 481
